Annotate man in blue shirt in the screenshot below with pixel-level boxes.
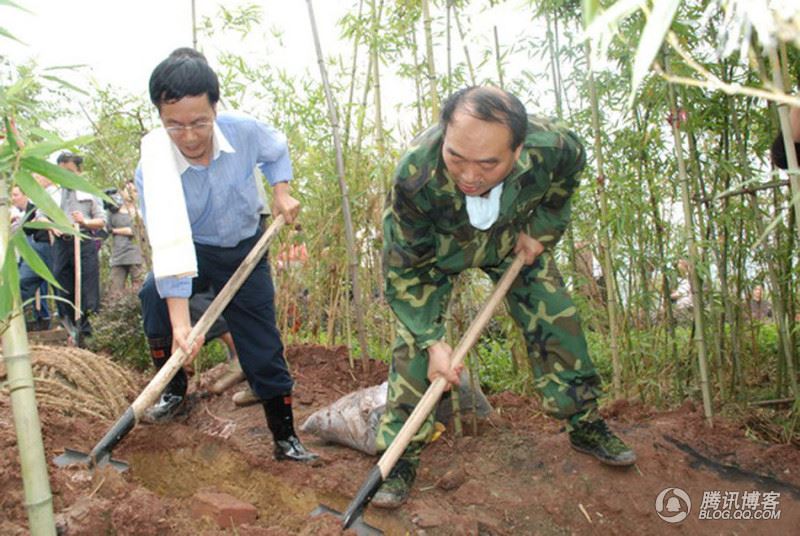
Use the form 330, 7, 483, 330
136, 48, 317, 462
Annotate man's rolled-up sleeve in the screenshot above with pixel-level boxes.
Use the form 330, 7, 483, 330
155, 275, 192, 299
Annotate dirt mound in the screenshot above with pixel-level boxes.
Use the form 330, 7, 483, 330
1, 344, 798, 534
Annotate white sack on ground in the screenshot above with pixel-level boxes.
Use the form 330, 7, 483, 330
301, 370, 493, 455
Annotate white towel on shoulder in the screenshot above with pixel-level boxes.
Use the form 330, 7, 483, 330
140, 128, 197, 279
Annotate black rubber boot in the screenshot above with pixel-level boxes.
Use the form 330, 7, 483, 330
143, 337, 187, 423
263, 394, 319, 462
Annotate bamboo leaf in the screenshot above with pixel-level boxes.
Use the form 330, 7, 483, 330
14, 168, 73, 230
28, 219, 75, 237
43, 64, 88, 72
20, 135, 93, 160
12, 231, 60, 289
2, 115, 20, 151
580, 0, 645, 43
583, 0, 600, 28
0, 0, 33, 13
753, 209, 785, 249
40, 74, 89, 96
0, 139, 13, 161
22, 221, 58, 231
20, 156, 110, 201
628, 0, 680, 107
711, 176, 762, 201
0, 25, 24, 44
754, 189, 800, 248
0, 244, 21, 322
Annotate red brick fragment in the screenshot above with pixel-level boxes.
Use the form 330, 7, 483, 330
191, 491, 258, 528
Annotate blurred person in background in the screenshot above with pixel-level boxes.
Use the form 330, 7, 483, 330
52, 151, 106, 344
107, 180, 145, 295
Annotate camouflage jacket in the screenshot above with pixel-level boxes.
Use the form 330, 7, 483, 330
383, 117, 586, 349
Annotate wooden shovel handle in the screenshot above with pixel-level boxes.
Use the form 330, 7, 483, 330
73, 223, 81, 321
130, 215, 285, 417
376, 255, 525, 476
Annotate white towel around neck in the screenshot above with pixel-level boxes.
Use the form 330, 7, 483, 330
140, 128, 198, 279
465, 182, 503, 230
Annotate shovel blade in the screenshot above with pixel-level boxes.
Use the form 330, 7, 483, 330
53, 448, 129, 472
310, 505, 383, 536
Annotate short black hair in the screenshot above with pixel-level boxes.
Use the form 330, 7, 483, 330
440, 86, 528, 149
169, 47, 209, 62
56, 151, 84, 171
148, 48, 219, 109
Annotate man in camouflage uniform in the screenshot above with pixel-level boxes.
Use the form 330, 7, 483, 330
373, 86, 636, 509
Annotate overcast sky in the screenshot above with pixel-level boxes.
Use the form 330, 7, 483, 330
4, 1, 349, 97
3, 0, 543, 144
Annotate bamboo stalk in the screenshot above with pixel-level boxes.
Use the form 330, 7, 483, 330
1, 147, 56, 534
585, 50, 623, 396
356, 54, 373, 150
445, 277, 464, 436
544, 9, 562, 119
492, 38, 504, 86
326, 268, 341, 346
696, 180, 789, 202
769, 48, 800, 246
551, 14, 572, 119
683, 93, 726, 402
759, 201, 796, 399
421, 0, 439, 121
370, 0, 386, 174
716, 200, 740, 397
749, 397, 795, 407
445, 0, 452, 95
352, 52, 374, 204
342, 0, 365, 149
740, 46, 793, 395
490, 0, 504, 89
191, 0, 198, 49
731, 217, 746, 395
744, 187, 794, 392
762, 50, 799, 399
727, 102, 763, 392
664, 56, 713, 426
410, 21, 424, 132
452, 5, 475, 85
306, 0, 372, 374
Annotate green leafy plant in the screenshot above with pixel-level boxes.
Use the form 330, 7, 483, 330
475, 336, 533, 395
85, 291, 149, 370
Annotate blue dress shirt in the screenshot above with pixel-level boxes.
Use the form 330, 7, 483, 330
135, 112, 292, 298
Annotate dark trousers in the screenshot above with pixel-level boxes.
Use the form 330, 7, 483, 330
20, 239, 53, 321
138, 232, 292, 399
53, 237, 100, 336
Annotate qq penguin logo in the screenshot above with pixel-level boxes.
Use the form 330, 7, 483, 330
655, 487, 691, 523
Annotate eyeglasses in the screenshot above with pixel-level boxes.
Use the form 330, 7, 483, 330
164, 121, 214, 135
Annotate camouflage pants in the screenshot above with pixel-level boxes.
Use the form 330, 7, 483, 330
376, 252, 602, 461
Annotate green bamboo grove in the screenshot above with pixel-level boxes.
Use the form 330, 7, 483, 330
2, 4, 800, 530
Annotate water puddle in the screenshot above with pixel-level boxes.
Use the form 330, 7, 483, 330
129, 443, 409, 533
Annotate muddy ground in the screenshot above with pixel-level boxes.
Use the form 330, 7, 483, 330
1, 343, 799, 535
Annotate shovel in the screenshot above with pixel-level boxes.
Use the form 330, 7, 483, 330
53, 215, 286, 472
312, 255, 525, 534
